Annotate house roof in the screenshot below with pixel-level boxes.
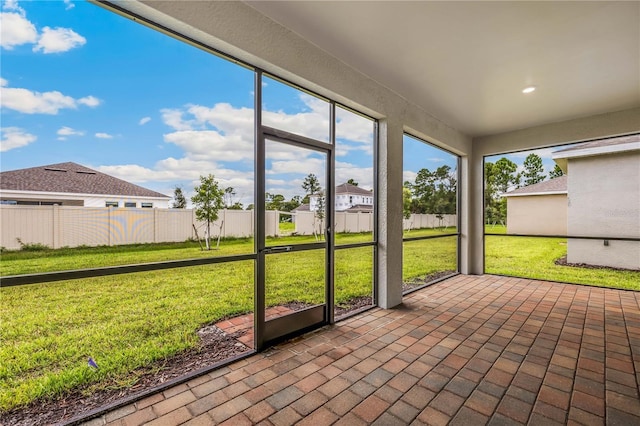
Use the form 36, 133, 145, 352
345, 204, 373, 212
335, 183, 373, 196
0, 162, 170, 199
553, 134, 639, 154
552, 134, 640, 172
292, 203, 310, 212
503, 176, 567, 197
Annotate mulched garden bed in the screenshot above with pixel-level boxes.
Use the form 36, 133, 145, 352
403, 270, 457, 293
554, 255, 639, 272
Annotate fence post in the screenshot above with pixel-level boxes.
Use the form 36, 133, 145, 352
108, 207, 113, 246
223, 209, 227, 238
53, 205, 59, 249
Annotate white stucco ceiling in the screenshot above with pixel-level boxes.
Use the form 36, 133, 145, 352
245, 1, 640, 137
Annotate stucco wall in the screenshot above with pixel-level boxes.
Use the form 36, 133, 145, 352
506, 194, 567, 235
567, 151, 640, 269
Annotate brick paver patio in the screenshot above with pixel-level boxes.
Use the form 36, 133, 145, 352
82, 275, 640, 425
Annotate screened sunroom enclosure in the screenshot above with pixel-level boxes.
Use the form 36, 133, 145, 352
2, 2, 639, 424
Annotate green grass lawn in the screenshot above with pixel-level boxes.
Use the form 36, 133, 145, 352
0, 235, 382, 411
485, 235, 640, 290
0, 232, 381, 276
2, 226, 638, 412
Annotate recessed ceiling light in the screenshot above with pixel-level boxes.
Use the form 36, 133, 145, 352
522, 86, 536, 94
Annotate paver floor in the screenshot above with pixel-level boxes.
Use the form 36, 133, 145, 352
82, 275, 640, 425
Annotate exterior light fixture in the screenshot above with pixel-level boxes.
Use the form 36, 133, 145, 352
522, 86, 536, 94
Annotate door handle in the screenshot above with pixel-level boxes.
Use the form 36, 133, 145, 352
262, 246, 293, 254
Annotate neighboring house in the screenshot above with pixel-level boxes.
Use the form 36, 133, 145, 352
553, 135, 639, 270
504, 134, 639, 270
309, 182, 374, 212
0, 162, 171, 208
503, 176, 568, 235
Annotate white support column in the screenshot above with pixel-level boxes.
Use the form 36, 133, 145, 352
377, 118, 404, 309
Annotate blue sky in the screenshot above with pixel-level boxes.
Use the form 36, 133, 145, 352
403, 135, 458, 185
0, 1, 575, 209
1, 0, 377, 207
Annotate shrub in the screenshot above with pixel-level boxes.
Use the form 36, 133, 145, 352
16, 238, 50, 252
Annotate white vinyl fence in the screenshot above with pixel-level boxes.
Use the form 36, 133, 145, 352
0, 205, 456, 250
0, 206, 254, 250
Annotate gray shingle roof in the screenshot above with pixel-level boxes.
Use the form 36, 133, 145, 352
336, 183, 373, 195
504, 175, 567, 196
553, 134, 639, 153
0, 162, 170, 198
346, 204, 373, 212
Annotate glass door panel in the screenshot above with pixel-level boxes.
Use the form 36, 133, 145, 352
260, 135, 331, 344
265, 138, 328, 244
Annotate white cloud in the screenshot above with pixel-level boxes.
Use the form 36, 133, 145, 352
1, 3, 84, 53
0, 80, 101, 114
161, 108, 194, 131
95, 160, 255, 206
95, 132, 113, 139
63, 0, 75, 10
164, 130, 253, 162
335, 161, 374, 190
403, 170, 418, 185
336, 107, 375, 145
3, 0, 20, 10
262, 99, 330, 143
267, 157, 326, 179
139, 116, 151, 125
77, 96, 101, 107
0, 78, 7, 87
34, 26, 85, 53
57, 126, 84, 137
99, 96, 374, 207
0, 10, 37, 49
0, 126, 36, 152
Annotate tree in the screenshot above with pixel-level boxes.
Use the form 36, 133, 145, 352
402, 186, 413, 231
407, 165, 457, 215
282, 195, 302, 213
171, 185, 187, 209
549, 164, 564, 179
314, 189, 326, 240
484, 158, 519, 225
302, 173, 321, 203
493, 158, 520, 193
265, 193, 285, 211
522, 153, 545, 186
223, 186, 236, 208
191, 174, 225, 250
346, 178, 359, 186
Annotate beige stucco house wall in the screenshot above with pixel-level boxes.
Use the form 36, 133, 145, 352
554, 136, 640, 270
506, 193, 567, 235
503, 176, 568, 235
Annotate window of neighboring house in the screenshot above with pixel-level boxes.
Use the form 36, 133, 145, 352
349, 196, 353, 204
141, 202, 153, 208
124, 202, 136, 208
106, 201, 118, 207
1, 200, 18, 205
